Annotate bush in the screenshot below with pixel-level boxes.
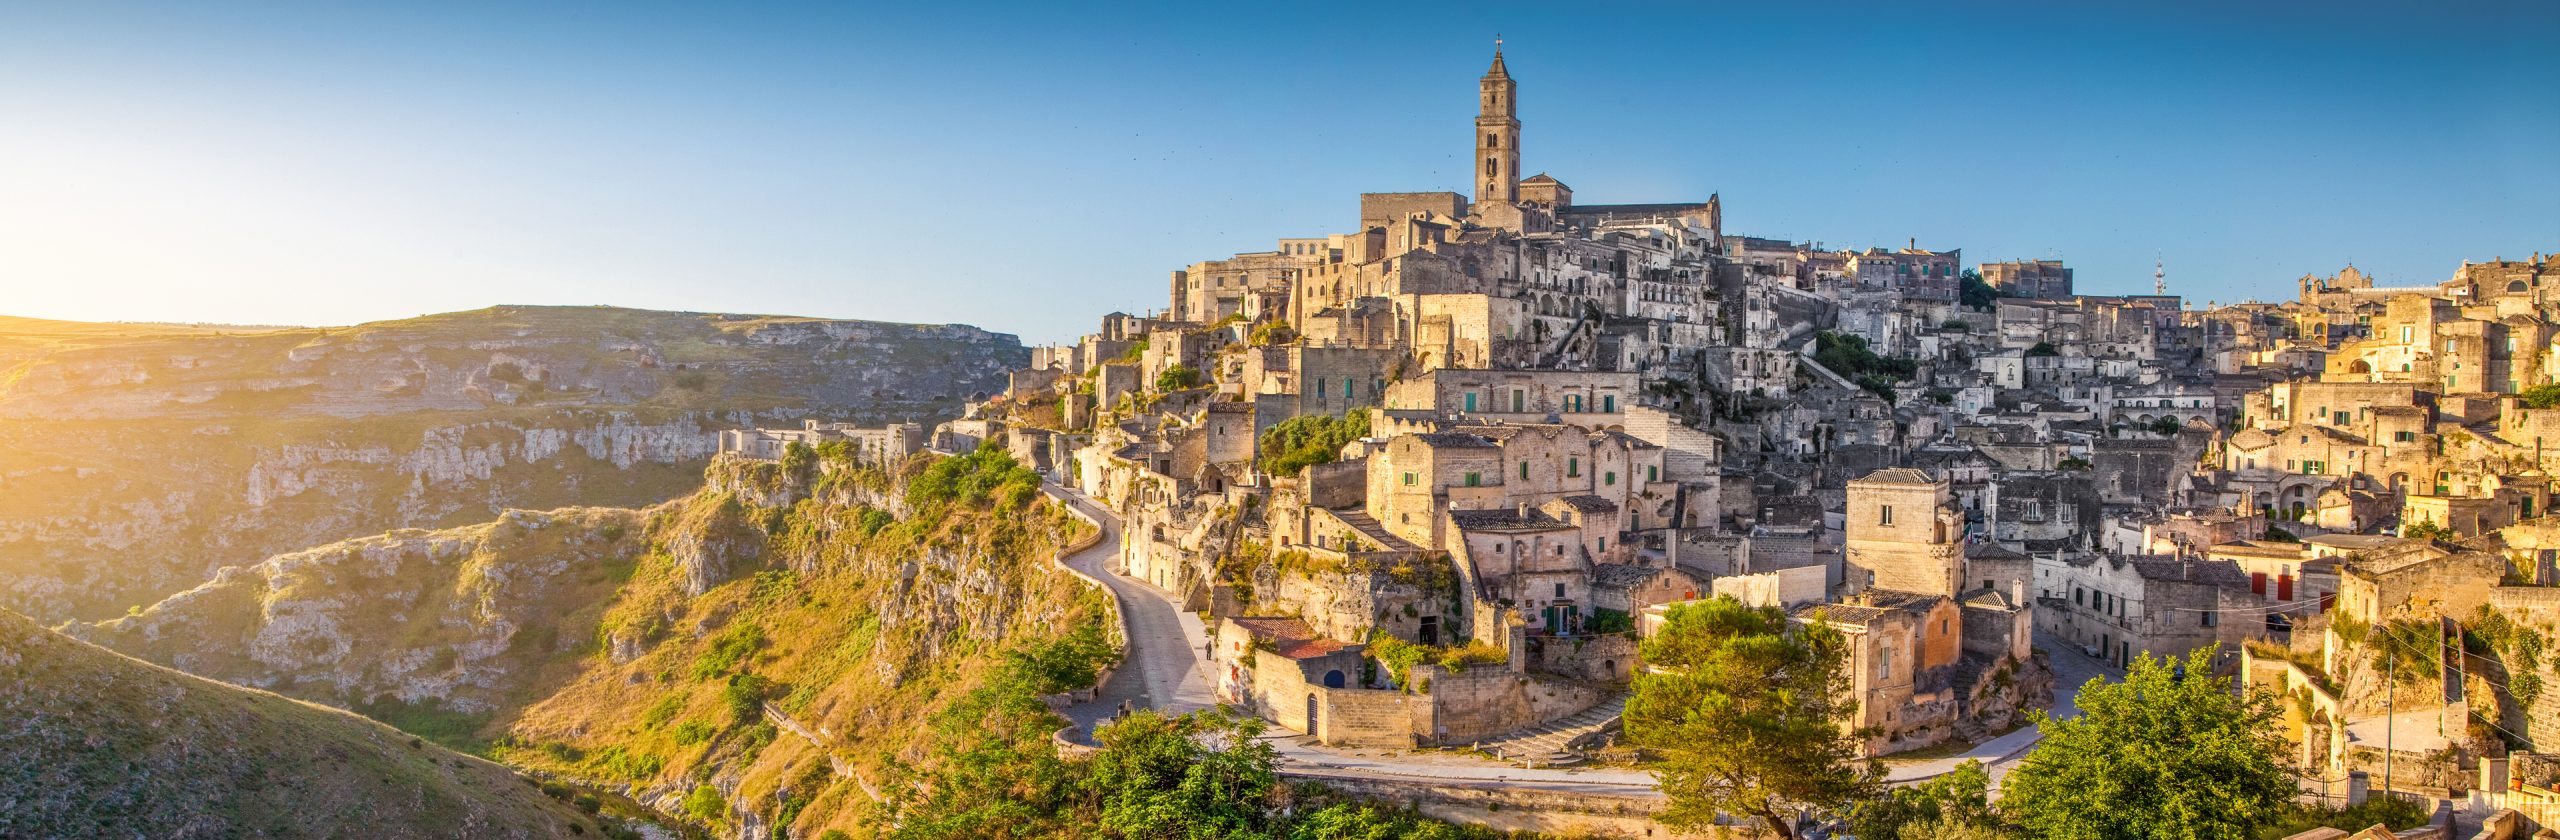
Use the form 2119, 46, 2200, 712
1258, 409, 1370, 477
905, 442, 1044, 512
1155, 364, 1201, 391
681, 784, 724, 823
2525, 384, 2560, 409
672, 719, 717, 745
723, 673, 776, 727
690, 623, 765, 680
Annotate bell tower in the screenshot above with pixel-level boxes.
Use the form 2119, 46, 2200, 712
1475, 40, 1519, 206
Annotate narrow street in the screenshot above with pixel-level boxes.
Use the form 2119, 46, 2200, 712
1885, 633, 2119, 785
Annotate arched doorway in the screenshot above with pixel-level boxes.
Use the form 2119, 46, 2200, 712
1323, 670, 1346, 689
1306, 694, 1320, 736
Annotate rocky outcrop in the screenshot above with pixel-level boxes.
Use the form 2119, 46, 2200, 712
0, 306, 1025, 622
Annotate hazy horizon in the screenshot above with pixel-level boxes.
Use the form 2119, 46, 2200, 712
5, 0, 2556, 343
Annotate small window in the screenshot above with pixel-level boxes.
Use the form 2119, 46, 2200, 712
1605, 471, 1617, 486
1648, 465, 1659, 482
1880, 505, 1895, 526
1555, 583, 1567, 598
2202, 611, 2218, 627
1567, 458, 1580, 478
1520, 461, 1530, 480
1401, 472, 1417, 486
1464, 472, 1481, 487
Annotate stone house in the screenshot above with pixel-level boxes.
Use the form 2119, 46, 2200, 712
2032, 553, 2254, 669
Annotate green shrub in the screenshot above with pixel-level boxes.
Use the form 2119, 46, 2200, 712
690, 622, 765, 680
681, 784, 724, 823
672, 719, 718, 745
1258, 409, 1370, 477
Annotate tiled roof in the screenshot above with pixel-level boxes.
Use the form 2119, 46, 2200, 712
1556, 495, 1617, 513
1229, 616, 1351, 660
1414, 431, 1498, 449
1855, 467, 1938, 486
1449, 508, 1572, 533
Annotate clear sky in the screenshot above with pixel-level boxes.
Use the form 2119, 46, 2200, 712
3, 1, 2554, 343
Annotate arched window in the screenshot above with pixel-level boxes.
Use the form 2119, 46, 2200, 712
1486, 133, 1499, 148
1486, 158, 1498, 176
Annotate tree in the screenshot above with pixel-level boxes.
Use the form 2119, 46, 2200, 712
1086, 709, 1282, 839
2057, 457, 2093, 471
1257, 409, 1371, 477
2026, 341, 2061, 358
2000, 646, 2293, 840
1960, 270, 2002, 311
1849, 760, 1999, 840
2148, 416, 2184, 436
1155, 364, 1202, 391
1623, 597, 1881, 838
2524, 384, 2560, 409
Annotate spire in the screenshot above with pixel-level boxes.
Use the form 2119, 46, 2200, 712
1486, 35, 1508, 78
2154, 253, 2166, 296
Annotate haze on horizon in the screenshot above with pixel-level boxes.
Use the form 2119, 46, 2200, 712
2, 0, 2554, 343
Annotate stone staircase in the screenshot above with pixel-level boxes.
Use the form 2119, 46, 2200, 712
1327, 508, 1422, 552
1474, 692, 1627, 768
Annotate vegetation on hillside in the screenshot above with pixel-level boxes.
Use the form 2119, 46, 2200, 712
1257, 409, 1371, 477
1811, 331, 1917, 401
2000, 647, 2293, 839
0, 610, 618, 839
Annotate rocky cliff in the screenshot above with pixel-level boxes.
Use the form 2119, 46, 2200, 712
0, 609, 613, 839
0, 306, 1024, 621
75, 448, 1109, 838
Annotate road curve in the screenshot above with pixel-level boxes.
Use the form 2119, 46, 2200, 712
1052, 488, 1215, 738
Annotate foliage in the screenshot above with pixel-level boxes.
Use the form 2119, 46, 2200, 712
2250, 796, 2429, 839
2000, 646, 2292, 840
2524, 384, 2560, 409
2261, 525, 2299, 543
2056, 457, 2092, 471
2148, 416, 2184, 436
1848, 760, 1999, 840
2401, 519, 2456, 541
671, 719, 717, 745
587, 744, 664, 780
2026, 342, 2061, 358
1367, 633, 1431, 691
721, 673, 776, 727
1584, 607, 1635, 635
1624, 597, 1881, 838
1250, 322, 1296, 347
906, 441, 1045, 513
1960, 270, 2003, 311
1156, 364, 1202, 392
1258, 409, 1371, 477
1284, 803, 1513, 839
1812, 331, 1917, 402
1004, 622, 1121, 696
780, 440, 816, 478
1087, 709, 1282, 839
1940, 319, 1972, 332
690, 622, 766, 680
680, 784, 725, 824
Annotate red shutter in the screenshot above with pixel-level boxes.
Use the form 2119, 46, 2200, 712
2277, 575, 2294, 601
2251, 572, 2267, 595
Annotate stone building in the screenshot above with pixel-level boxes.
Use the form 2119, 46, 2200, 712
1980, 258, 2073, 300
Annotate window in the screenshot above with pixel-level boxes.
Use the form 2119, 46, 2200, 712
2074, 587, 2085, 605
2395, 431, 2415, 442
1401, 472, 1417, 486
1602, 395, 1616, 413
1315, 379, 1326, 398
2202, 611, 2218, 627
1520, 461, 1530, 480
1555, 583, 1567, 598
1464, 472, 1481, 487
1648, 465, 1659, 482
1512, 390, 1525, 412
1463, 392, 1477, 412
1605, 471, 1616, 486
1880, 505, 1895, 526
1567, 458, 1580, 477
1597, 537, 1606, 552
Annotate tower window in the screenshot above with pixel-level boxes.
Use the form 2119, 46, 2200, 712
1486, 158, 1498, 176
1486, 134, 1498, 147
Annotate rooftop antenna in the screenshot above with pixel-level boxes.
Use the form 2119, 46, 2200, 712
2154, 252, 2166, 296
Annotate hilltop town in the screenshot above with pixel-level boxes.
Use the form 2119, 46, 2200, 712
726, 48, 2560, 822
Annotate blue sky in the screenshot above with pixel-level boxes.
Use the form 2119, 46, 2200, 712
3, 1, 2554, 343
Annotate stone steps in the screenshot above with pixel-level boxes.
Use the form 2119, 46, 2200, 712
1474, 692, 1627, 768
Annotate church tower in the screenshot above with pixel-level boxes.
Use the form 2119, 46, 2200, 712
1475, 43, 1520, 206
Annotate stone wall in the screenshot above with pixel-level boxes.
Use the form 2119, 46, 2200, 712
1286, 770, 1708, 838
1528, 633, 1639, 684
1417, 665, 1605, 745
1313, 685, 1422, 747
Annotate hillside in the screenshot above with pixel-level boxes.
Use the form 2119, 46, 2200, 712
0, 609, 612, 839
76, 445, 1114, 837
0, 305, 1024, 622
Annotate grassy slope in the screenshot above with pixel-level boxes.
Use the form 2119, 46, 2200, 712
0, 609, 608, 840
79, 449, 1107, 837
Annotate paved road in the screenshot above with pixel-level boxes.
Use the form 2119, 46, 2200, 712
1885, 633, 2119, 784
1053, 489, 1215, 738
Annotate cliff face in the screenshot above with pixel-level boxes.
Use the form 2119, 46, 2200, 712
0, 610, 609, 840
0, 306, 1024, 621
76, 450, 1107, 839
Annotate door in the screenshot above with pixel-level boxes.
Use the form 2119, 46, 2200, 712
1306, 694, 1320, 737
